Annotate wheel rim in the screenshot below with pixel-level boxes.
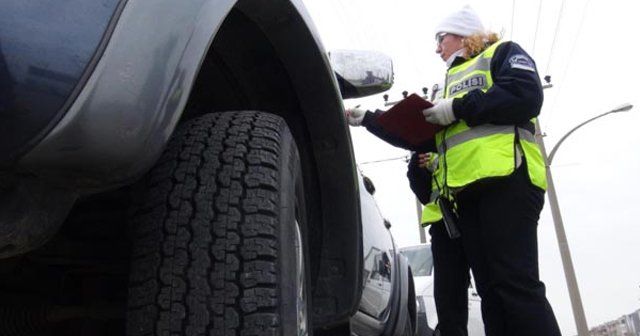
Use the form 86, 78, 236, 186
294, 219, 308, 335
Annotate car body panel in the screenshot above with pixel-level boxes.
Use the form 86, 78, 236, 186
353, 171, 416, 336
0, 0, 123, 163
17, 0, 236, 190
359, 173, 395, 320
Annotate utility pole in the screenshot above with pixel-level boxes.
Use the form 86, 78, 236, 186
537, 75, 633, 335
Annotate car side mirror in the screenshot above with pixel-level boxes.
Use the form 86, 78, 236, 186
329, 49, 393, 99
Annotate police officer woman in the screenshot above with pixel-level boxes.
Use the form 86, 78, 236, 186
422, 5, 562, 336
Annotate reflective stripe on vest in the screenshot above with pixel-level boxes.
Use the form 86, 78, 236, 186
435, 40, 547, 191
437, 124, 536, 153
445, 42, 501, 98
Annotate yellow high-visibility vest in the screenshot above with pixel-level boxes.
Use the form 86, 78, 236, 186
421, 191, 442, 226
434, 41, 547, 192
420, 153, 443, 226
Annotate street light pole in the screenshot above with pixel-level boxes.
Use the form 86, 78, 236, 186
536, 122, 589, 336
535, 103, 633, 336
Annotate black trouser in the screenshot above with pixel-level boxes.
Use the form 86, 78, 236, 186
429, 221, 470, 336
455, 164, 562, 336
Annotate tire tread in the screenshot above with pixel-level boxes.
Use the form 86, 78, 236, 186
127, 112, 289, 336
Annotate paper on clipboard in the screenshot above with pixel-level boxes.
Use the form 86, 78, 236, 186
375, 93, 443, 147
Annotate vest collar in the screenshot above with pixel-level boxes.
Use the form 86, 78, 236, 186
446, 49, 467, 68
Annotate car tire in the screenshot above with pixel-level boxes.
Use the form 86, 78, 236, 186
126, 111, 311, 336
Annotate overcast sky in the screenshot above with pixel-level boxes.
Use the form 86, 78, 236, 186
301, 0, 640, 335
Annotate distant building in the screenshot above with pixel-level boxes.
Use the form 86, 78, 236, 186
588, 309, 640, 336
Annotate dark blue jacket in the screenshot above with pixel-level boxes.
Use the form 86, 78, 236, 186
451, 40, 544, 129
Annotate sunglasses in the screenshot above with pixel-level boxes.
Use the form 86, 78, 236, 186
436, 32, 449, 45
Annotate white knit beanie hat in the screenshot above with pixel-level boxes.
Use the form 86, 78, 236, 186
435, 5, 485, 39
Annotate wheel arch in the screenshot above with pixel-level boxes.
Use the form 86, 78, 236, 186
184, 0, 363, 328
385, 252, 417, 336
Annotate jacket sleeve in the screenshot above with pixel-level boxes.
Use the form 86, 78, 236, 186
406, 152, 432, 205
452, 41, 544, 127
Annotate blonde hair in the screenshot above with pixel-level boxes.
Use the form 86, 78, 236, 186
462, 32, 501, 58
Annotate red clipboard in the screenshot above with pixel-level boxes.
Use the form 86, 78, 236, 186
375, 93, 443, 147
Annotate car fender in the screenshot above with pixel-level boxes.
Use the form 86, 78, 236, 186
384, 251, 416, 336
19, 0, 237, 190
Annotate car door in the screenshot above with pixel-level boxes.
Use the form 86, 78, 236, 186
358, 173, 395, 319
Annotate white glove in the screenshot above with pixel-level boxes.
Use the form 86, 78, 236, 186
345, 106, 366, 126
422, 98, 456, 126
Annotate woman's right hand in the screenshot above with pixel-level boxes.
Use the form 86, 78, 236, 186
418, 153, 431, 168
419, 152, 438, 172
345, 105, 366, 126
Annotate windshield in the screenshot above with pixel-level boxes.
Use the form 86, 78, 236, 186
399, 245, 433, 277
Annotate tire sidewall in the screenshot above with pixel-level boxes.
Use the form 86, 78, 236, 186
277, 126, 312, 335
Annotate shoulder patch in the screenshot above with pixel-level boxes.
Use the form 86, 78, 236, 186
509, 54, 536, 72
